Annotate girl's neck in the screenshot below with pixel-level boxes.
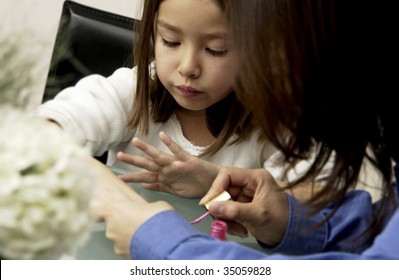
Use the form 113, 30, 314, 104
175, 108, 215, 147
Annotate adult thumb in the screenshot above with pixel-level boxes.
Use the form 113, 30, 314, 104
209, 200, 260, 225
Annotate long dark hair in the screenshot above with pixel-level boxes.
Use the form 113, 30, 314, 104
128, 0, 254, 156
227, 0, 398, 241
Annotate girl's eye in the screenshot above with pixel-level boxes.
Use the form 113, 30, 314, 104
206, 48, 228, 57
161, 38, 180, 48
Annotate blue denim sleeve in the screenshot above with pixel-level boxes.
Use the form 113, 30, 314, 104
265, 163, 398, 258
257, 194, 328, 254
131, 164, 398, 259
130, 207, 399, 259
259, 190, 383, 255
290, 208, 399, 259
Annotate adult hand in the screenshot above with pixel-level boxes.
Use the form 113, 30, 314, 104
200, 167, 290, 247
117, 131, 221, 198
87, 157, 174, 259
99, 199, 174, 259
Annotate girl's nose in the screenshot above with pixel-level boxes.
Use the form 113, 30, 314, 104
178, 48, 200, 79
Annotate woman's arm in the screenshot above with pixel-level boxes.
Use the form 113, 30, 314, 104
90, 161, 398, 259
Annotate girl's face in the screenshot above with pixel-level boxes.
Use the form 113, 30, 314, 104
154, 0, 239, 112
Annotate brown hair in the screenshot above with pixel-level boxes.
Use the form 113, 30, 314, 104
128, 0, 254, 156
227, 0, 398, 241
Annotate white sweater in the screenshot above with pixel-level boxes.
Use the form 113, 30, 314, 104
37, 67, 281, 177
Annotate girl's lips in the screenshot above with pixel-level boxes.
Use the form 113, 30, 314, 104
177, 86, 202, 97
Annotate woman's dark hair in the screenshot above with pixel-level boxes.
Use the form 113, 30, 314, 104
226, 0, 398, 241
128, 0, 254, 156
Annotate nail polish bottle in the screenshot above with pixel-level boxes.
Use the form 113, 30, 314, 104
210, 220, 228, 241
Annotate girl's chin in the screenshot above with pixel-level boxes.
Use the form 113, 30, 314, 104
175, 103, 208, 113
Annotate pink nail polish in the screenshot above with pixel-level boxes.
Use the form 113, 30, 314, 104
209, 220, 228, 241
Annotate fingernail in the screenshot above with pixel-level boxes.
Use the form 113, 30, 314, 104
210, 203, 223, 215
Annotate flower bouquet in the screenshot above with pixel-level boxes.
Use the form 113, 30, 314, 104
0, 107, 94, 259
0, 36, 95, 260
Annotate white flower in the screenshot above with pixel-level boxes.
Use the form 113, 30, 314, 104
0, 106, 94, 259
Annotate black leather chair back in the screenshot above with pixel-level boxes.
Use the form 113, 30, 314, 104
43, 1, 139, 163
43, 0, 138, 102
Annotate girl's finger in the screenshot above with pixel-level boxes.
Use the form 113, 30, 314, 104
131, 137, 173, 166
118, 171, 159, 183
159, 131, 191, 161
117, 151, 161, 172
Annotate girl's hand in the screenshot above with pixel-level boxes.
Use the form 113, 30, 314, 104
200, 167, 289, 247
88, 156, 146, 219
117, 131, 221, 198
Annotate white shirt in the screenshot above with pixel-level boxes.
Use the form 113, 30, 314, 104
37, 67, 278, 176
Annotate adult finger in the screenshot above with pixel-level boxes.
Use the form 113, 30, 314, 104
208, 200, 260, 225
199, 167, 239, 205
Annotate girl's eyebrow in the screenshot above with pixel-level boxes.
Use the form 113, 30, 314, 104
157, 19, 227, 40
157, 19, 181, 33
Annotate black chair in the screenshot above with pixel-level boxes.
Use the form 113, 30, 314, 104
43, 0, 139, 162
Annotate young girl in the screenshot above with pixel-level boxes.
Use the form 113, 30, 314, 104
89, 0, 399, 260
37, 0, 279, 198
